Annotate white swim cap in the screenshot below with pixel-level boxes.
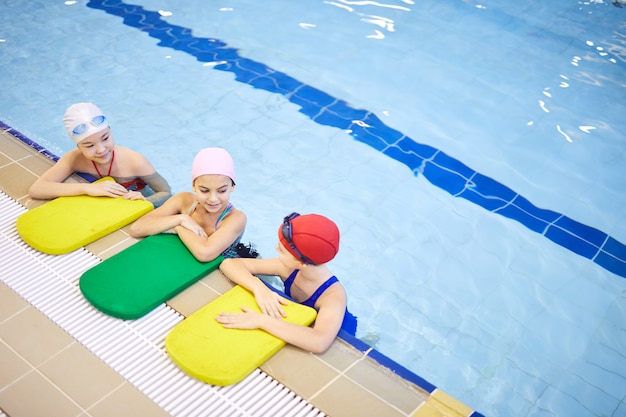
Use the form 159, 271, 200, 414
64, 102, 109, 144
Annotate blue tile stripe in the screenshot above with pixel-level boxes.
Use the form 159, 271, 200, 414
338, 329, 438, 394
83, 0, 626, 280
1, 121, 60, 162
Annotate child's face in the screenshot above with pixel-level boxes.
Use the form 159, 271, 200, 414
192, 174, 234, 213
275, 241, 301, 267
76, 127, 115, 163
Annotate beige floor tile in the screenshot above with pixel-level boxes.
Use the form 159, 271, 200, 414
0, 370, 83, 417
0, 341, 32, 387
0, 162, 37, 199
316, 338, 368, 372
261, 344, 340, 399
118, 222, 137, 237
167, 279, 222, 316
312, 374, 407, 417
18, 151, 54, 173
0, 151, 11, 167
20, 196, 47, 209
38, 342, 126, 410
0, 282, 29, 323
90, 235, 139, 260
87, 382, 170, 417
0, 133, 35, 160
199, 269, 235, 294
0, 307, 74, 367
85, 230, 135, 259
345, 355, 429, 414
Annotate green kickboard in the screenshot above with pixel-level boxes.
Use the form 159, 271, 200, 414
166, 285, 317, 386
16, 177, 153, 255
79, 234, 223, 320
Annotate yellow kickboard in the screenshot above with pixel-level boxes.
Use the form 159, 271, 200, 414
16, 177, 153, 255
166, 285, 317, 386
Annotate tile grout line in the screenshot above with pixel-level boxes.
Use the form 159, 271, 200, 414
0, 338, 93, 416
308, 346, 420, 416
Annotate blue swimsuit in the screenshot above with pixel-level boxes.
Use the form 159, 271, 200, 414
284, 270, 357, 335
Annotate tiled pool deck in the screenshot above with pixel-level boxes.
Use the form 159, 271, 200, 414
0, 128, 483, 417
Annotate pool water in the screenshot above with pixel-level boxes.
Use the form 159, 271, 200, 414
1, 1, 625, 416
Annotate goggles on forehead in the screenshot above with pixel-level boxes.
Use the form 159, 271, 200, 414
281, 212, 316, 265
71, 115, 107, 137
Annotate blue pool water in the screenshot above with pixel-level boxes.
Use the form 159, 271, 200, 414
1, 1, 625, 416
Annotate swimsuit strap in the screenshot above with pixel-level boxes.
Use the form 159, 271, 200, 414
187, 202, 233, 228
187, 200, 199, 216
92, 149, 115, 178
283, 269, 299, 298
214, 203, 234, 229
284, 270, 339, 309
301, 276, 339, 309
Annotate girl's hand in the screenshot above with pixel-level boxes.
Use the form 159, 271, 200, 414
178, 214, 208, 237
87, 181, 128, 197
254, 289, 288, 319
122, 190, 146, 201
216, 307, 265, 330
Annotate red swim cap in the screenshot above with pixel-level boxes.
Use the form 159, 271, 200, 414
278, 213, 340, 265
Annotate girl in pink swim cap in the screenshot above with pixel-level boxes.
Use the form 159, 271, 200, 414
130, 147, 251, 262
28, 102, 172, 207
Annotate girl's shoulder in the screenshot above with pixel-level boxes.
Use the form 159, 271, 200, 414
59, 147, 85, 161
58, 148, 91, 171
159, 191, 195, 211
173, 191, 196, 204
113, 145, 138, 154
226, 205, 247, 221
242, 257, 291, 279
114, 145, 152, 165
314, 276, 347, 309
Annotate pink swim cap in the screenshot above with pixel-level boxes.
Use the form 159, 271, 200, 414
191, 147, 236, 184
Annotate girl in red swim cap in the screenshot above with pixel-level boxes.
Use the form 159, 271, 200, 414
217, 212, 357, 354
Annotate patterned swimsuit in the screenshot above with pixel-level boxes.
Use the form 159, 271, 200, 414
187, 201, 242, 258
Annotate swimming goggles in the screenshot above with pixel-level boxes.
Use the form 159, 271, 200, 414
71, 115, 107, 137
281, 212, 316, 265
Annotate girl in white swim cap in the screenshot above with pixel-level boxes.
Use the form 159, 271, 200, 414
28, 102, 172, 207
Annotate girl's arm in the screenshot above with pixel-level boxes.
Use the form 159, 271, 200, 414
28, 151, 127, 199
141, 171, 172, 207
174, 209, 247, 262
129, 193, 193, 237
119, 148, 172, 207
216, 285, 346, 353
220, 258, 290, 318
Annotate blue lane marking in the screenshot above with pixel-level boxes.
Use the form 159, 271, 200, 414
87, 0, 625, 279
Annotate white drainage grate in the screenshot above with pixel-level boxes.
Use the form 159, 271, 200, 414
0, 191, 324, 417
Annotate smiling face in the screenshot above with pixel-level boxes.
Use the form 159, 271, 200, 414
76, 127, 115, 164
192, 174, 234, 214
